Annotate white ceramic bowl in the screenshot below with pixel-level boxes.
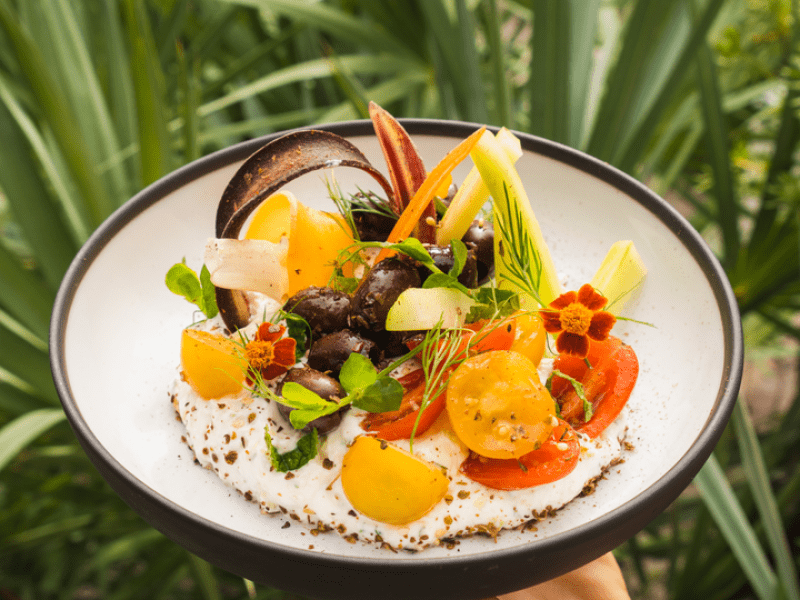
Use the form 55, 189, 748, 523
51, 120, 742, 600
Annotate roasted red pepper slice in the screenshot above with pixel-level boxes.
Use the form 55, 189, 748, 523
551, 336, 639, 439
460, 420, 580, 490
360, 380, 446, 441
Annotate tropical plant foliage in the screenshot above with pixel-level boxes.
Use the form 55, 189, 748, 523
0, 0, 798, 598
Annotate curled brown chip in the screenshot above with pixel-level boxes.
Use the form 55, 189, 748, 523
214, 129, 394, 331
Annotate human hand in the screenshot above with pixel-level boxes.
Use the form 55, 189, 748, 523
490, 552, 631, 600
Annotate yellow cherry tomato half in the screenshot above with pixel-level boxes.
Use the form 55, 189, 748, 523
180, 329, 245, 399
509, 312, 546, 366
341, 436, 449, 525
446, 350, 556, 459
245, 191, 353, 296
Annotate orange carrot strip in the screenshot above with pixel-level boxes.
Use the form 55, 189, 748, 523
375, 126, 487, 263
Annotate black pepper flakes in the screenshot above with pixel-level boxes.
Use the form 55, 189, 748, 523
224, 451, 238, 465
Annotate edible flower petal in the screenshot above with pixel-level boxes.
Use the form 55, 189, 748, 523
245, 323, 297, 382
542, 284, 616, 358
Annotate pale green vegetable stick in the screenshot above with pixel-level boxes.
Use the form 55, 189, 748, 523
590, 240, 647, 315
436, 128, 522, 245
470, 131, 562, 307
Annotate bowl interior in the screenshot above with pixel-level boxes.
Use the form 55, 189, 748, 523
57, 125, 735, 563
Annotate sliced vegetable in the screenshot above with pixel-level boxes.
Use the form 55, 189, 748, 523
470, 130, 562, 307
589, 240, 647, 315
446, 350, 556, 459
244, 191, 354, 296
204, 237, 288, 300
385, 287, 477, 331
376, 126, 487, 263
460, 420, 580, 490
369, 101, 427, 221
360, 382, 446, 441
551, 336, 639, 438
180, 329, 245, 399
341, 436, 449, 525
436, 127, 522, 245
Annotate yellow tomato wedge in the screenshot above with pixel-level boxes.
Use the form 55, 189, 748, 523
508, 312, 546, 366
341, 436, 449, 525
244, 191, 353, 296
446, 350, 555, 459
180, 329, 245, 399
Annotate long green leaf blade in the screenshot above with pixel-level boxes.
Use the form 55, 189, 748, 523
530, 0, 571, 144
0, 408, 65, 472
0, 322, 58, 404
0, 92, 79, 288
733, 401, 800, 600
123, 0, 172, 187
0, 1, 112, 227
585, 0, 689, 163
617, 0, 727, 174
696, 38, 740, 271
694, 453, 778, 600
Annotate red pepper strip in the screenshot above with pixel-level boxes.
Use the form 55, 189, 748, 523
460, 420, 580, 490
360, 383, 447, 441
551, 336, 639, 439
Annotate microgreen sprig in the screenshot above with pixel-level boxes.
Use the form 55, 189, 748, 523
165, 260, 218, 319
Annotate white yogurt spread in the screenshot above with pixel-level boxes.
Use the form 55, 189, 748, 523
171, 296, 628, 551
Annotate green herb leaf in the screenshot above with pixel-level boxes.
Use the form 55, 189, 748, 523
165, 261, 218, 318
389, 238, 435, 268
279, 382, 331, 411
338, 353, 378, 394
278, 311, 311, 360
449, 238, 467, 278
422, 272, 466, 292
552, 369, 592, 422
351, 376, 404, 413
466, 287, 520, 321
265, 428, 319, 472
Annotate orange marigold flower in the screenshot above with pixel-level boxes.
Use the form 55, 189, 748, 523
541, 284, 616, 358
245, 322, 297, 382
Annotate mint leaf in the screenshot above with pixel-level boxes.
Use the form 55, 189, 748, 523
449, 239, 467, 279
338, 353, 377, 394
351, 376, 404, 413
389, 238, 436, 270
266, 428, 319, 472
166, 261, 218, 318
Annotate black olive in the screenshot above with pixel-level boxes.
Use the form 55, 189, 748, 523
461, 219, 494, 284
283, 286, 350, 339
275, 368, 347, 434
421, 244, 479, 288
307, 329, 379, 376
368, 328, 422, 359
351, 194, 398, 242
350, 258, 421, 333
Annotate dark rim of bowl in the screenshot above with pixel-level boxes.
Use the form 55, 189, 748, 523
50, 119, 743, 573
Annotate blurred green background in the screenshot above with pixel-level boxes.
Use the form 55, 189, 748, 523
0, 0, 798, 598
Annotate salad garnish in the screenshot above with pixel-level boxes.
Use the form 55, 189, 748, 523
165, 260, 218, 319
243, 322, 297, 383
541, 284, 617, 358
